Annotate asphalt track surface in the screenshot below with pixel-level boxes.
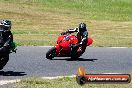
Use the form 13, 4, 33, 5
0, 46, 132, 80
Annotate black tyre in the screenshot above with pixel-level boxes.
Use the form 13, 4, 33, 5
71, 47, 83, 59
46, 47, 56, 60
0, 54, 9, 70
76, 76, 86, 85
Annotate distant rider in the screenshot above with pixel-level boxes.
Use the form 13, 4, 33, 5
0, 20, 13, 53
61, 22, 88, 55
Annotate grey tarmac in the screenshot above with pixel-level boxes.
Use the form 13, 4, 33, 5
0, 46, 132, 81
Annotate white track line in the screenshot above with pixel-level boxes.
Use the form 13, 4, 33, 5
0, 79, 20, 85
0, 75, 76, 85
41, 75, 76, 80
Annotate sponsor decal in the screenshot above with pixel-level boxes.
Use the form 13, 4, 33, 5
76, 67, 131, 85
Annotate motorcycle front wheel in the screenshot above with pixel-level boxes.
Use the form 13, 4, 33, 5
0, 54, 9, 70
46, 47, 56, 60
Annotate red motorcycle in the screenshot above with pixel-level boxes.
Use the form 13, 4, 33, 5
46, 33, 93, 60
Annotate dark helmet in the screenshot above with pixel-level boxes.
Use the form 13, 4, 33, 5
79, 23, 87, 32
0, 20, 11, 32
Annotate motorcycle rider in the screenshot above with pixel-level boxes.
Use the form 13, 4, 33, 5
0, 20, 13, 53
61, 22, 88, 55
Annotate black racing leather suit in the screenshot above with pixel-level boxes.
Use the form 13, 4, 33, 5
0, 31, 13, 54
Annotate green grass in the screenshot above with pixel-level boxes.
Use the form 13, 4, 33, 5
16, 77, 132, 88
0, 0, 132, 46
1, 0, 132, 21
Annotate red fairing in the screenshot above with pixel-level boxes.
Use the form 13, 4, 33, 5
55, 44, 60, 54
56, 35, 64, 44
55, 34, 79, 56
60, 40, 70, 50
56, 35, 69, 50
69, 35, 78, 45
87, 37, 93, 46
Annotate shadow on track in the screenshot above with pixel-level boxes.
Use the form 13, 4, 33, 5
0, 71, 27, 76
52, 58, 98, 62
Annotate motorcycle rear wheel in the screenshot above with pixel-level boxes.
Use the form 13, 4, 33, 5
46, 47, 56, 60
71, 50, 82, 59
0, 54, 9, 70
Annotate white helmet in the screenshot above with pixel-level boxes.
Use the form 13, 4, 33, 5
0, 20, 11, 32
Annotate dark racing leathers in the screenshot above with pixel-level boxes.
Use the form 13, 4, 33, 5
65, 28, 88, 56
0, 31, 13, 54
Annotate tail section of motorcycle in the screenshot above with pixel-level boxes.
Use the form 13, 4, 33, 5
87, 37, 93, 46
